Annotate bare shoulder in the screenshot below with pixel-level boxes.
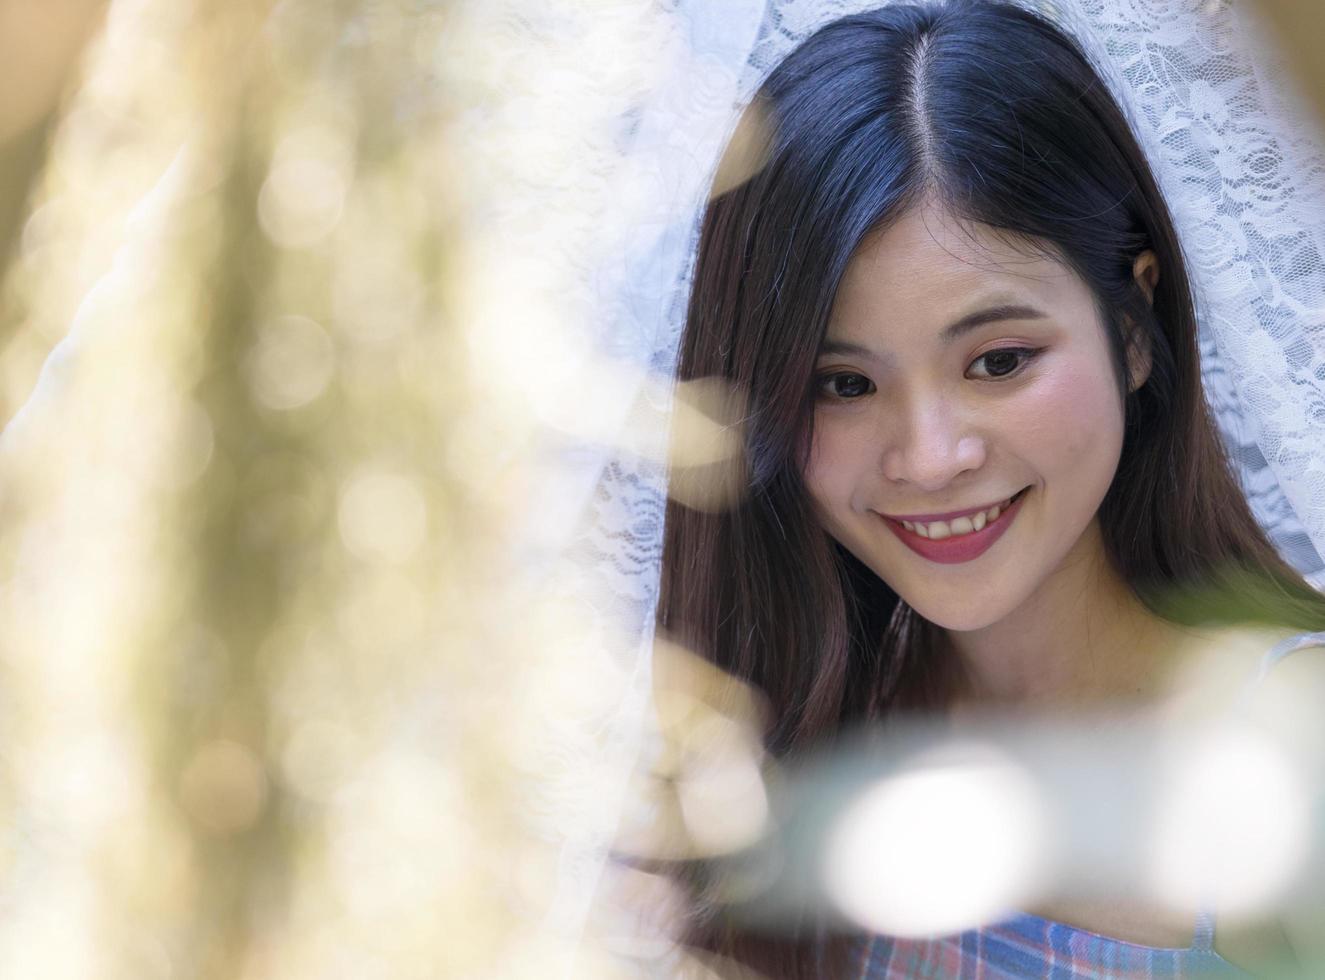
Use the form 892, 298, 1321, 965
1156, 625, 1322, 721
1235, 630, 1325, 977
1154, 625, 1325, 973
1253, 630, 1325, 694
1238, 628, 1325, 738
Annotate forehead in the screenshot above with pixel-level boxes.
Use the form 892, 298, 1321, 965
829, 202, 1089, 337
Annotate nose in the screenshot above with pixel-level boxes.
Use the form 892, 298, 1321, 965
880, 394, 987, 491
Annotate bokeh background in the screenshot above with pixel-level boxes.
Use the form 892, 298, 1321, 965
0, 1, 1322, 978
0, 1, 667, 976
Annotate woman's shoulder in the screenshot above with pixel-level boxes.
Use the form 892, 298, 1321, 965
1146, 624, 1325, 974
1157, 624, 1325, 736
1232, 625, 1325, 709
1153, 625, 1325, 719
1256, 627, 1325, 674
1222, 627, 1325, 976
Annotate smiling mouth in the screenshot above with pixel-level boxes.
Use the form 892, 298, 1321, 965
895, 487, 1030, 540
879, 487, 1030, 565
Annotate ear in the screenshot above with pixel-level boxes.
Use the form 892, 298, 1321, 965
1125, 250, 1159, 393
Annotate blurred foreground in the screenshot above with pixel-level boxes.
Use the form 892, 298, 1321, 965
0, 0, 670, 976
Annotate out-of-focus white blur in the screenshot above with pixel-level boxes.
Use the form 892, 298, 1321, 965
823, 743, 1050, 937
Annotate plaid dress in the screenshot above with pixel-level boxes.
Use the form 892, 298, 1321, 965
851, 907, 1246, 978
852, 630, 1325, 980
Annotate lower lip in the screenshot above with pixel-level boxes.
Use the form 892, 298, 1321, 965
880, 489, 1029, 565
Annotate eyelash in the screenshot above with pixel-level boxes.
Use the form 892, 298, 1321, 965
815, 347, 1043, 400
967, 346, 1043, 381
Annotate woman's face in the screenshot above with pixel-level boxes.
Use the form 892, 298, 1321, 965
803, 202, 1141, 632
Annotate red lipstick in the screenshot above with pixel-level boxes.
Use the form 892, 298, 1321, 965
879, 488, 1029, 565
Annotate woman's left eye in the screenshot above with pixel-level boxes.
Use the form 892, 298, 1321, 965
817, 372, 875, 400
966, 347, 1041, 380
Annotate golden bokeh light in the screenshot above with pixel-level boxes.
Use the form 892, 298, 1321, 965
0, 0, 691, 976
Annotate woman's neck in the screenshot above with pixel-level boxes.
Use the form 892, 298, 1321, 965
941, 519, 1194, 712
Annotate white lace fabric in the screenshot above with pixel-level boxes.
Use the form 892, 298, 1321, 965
559, 1, 1325, 969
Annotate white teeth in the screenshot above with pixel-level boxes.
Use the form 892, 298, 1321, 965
902, 491, 1021, 541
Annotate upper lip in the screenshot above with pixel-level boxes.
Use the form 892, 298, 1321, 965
879, 488, 1025, 523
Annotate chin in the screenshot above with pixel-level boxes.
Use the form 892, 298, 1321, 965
904, 595, 1009, 633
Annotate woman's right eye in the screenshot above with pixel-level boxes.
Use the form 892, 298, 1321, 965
817, 372, 875, 400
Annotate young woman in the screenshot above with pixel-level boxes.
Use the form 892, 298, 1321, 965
654, 0, 1325, 976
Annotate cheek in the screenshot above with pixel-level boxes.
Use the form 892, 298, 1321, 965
803, 419, 862, 511
1013, 362, 1124, 474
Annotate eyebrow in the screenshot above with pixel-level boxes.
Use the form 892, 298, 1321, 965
819, 303, 1049, 359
